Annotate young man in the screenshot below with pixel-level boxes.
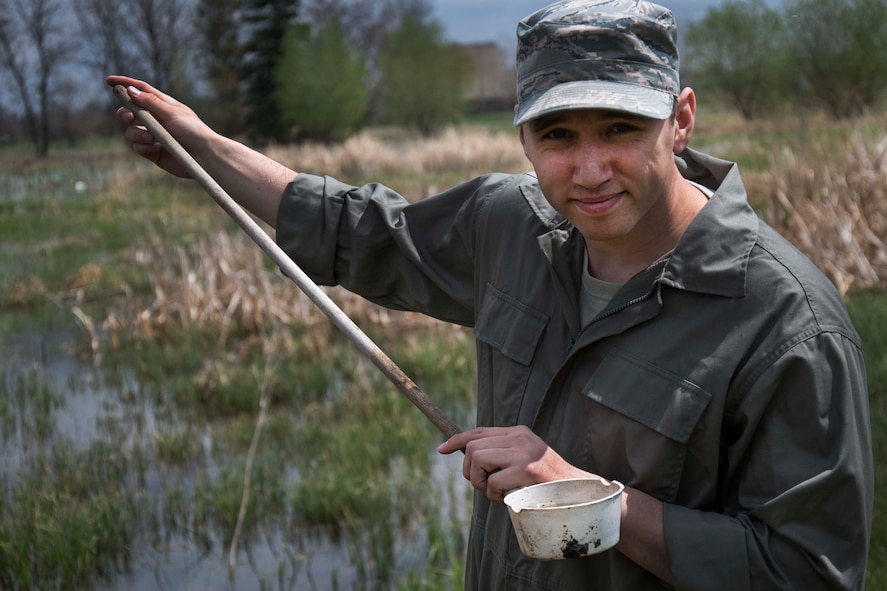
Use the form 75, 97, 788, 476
108, 1, 872, 589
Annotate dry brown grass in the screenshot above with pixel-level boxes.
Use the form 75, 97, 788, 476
265, 126, 529, 200
103, 125, 887, 343
762, 134, 887, 295
111, 222, 452, 349
104, 126, 527, 344
4, 276, 47, 306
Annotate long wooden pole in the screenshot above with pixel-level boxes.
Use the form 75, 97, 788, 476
112, 85, 462, 439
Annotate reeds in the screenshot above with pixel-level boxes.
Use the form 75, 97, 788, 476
115, 129, 887, 345
0, 440, 142, 589
110, 218, 458, 351
266, 125, 528, 199
762, 133, 887, 295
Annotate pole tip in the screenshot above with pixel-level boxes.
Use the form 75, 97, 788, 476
112, 84, 131, 105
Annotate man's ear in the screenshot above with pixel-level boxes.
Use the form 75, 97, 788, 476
519, 124, 533, 163
673, 88, 696, 154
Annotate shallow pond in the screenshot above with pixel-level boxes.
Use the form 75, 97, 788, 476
0, 310, 473, 590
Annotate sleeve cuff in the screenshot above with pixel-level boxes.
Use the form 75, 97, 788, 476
663, 503, 750, 591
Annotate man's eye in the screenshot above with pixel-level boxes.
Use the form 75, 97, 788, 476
544, 128, 569, 140
610, 122, 638, 134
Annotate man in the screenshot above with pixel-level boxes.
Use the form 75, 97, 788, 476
108, 1, 873, 589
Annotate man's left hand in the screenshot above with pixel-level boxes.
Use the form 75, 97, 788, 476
437, 425, 595, 503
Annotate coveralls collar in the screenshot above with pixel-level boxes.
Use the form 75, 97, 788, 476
526, 148, 756, 306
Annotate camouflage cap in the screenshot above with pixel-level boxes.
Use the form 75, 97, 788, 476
513, 0, 680, 126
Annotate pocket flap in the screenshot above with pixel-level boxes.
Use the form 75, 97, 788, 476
475, 284, 548, 367
585, 349, 712, 443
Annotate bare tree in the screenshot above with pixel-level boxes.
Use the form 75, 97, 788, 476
302, 0, 433, 57
0, 0, 70, 157
75, 0, 136, 78
120, 0, 193, 95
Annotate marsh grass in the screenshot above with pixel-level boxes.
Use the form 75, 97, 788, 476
88, 251, 475, 588
266, 125, 528, 199
762, 134, 887, 294
1, 365, 63, 442
0, 441, 142, 589
846, 293, 887, 589
2, 118, 886, 589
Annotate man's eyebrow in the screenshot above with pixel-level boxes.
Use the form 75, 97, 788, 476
527, 113, 568, 131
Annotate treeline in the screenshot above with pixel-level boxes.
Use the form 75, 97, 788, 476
684, 0, 887, 120
0, 0, 472, 157
3, 0, 887, 159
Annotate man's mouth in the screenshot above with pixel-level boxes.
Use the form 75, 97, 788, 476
572, 192, 624, 215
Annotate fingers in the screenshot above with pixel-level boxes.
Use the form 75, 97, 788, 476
106, 77, 156, 115
120, 113, 154, 144
438, 426, 540, 503
437, 426, 514, 454
108, 78, 167, 160
106, 74, 144, 90
105, 76, 166, 105
106, 76, 187, 127
464, 448, 520, 504
114, 105, 160, 159
106, 76, 201, 179
438, 426, 594, 504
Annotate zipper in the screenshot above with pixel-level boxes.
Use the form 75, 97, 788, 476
596, 279, 659, 323
566, 279, 661, 355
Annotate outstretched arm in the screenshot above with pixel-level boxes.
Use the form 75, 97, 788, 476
106, 76, 296, 228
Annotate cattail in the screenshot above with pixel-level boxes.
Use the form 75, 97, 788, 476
764, 133, 887, 295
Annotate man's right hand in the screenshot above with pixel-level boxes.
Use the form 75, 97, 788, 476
106, 75, 211, 179
103, 75, 296, 228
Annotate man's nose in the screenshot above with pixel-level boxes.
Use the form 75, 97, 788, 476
573, 140, 613, 188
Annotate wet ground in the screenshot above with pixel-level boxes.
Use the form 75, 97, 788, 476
0, 313, 470, 590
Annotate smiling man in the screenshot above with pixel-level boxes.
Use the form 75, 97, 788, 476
108, 1, 872, 589
519, 103, 706, 284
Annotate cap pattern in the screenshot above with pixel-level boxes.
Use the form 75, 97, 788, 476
514, 0, 680, 125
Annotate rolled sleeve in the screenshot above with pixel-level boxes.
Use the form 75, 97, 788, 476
277, 173, 350, 287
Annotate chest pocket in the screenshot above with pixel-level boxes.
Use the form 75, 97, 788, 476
583, 348, 712, 500
474, 284, 548, 427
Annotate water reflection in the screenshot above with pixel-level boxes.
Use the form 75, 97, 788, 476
0, 314, 472, 590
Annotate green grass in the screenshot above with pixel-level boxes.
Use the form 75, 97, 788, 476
0, 176, 218, 310
0, 442, 141, 589
846, 293, 887, 588
848, 292, 887, 394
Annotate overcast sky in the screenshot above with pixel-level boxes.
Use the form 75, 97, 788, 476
429, 0, 784, 51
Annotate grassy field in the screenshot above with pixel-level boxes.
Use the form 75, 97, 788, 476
848, 291, 887, 588
0, 107, 885, 588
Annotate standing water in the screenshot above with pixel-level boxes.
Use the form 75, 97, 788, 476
0, 149, 474, 590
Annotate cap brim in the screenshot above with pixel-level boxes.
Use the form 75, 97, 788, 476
513, 80, 675, 126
